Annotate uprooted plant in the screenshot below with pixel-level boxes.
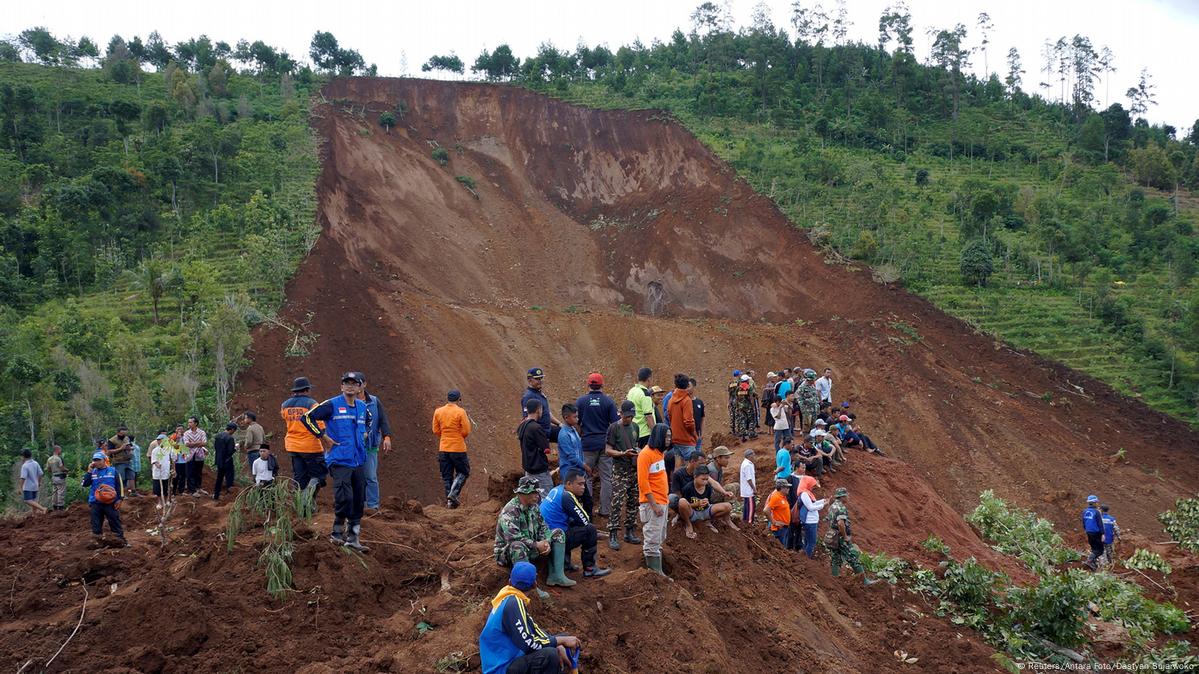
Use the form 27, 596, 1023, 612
1159, 497, 1199, 553
225, 479, 316, 599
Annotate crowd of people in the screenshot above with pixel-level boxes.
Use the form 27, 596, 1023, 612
480, 365, 889, 674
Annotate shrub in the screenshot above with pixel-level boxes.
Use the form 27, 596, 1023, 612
861, 551, 909, 584
966, 490, 1079, 572
432, 147, 449, 165
1005, 572, 1088, 647
1124, 549, 1172, 575
455, 175, 476, 189
378, 111, 396, 132
960, 239, 995, 287
1159, 497, 1199, 553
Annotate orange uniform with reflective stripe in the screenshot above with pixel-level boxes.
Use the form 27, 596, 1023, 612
280, 395, 323, 454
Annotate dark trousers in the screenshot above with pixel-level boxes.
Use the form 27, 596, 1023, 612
437, 452, 470, 498
213, 460, 235, 499
663, 448, 676, 480
152, 478, 168, 497
505, 646, 562, 674
172, 464, 189, 495
1086, 531, 1105, 567
187, 459, 204, 492
773, 528, 789, 547
290, 452, 328, 494
331, 463, 366, 524
246, 450, 260, 477
565, 523, 598, 568
787, 523, 804, 551
803, 522, 819, 558
89, 502, 124, 538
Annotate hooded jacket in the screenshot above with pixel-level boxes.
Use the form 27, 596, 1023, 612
667, 388, 697, 446
479, 586, 557, 674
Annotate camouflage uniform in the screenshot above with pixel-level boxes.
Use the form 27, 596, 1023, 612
827, 499, 864, 576
609, 457, 639, 534
728, 381, 756, 439
797, 382, 821, 433
727, 381, 739, 435
493, 496, 564, 566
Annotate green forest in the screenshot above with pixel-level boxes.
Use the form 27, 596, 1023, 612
2, 5, 1198, 503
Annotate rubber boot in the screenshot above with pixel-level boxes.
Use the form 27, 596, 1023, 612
645, 555, 671, 580
608, 531, 621, 551
584, 565, 612, 578
624, 528, 642, 545
344, 522, 369, 551
533, 586, 550, 600
447, 475, 465, 508
330, 520, 345, 545
863, 575, 879, 586
546, 540, 576, 587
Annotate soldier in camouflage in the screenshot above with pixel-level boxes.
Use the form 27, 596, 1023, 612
796, 369, 821, 434
827, 487, 877, 585
494, 476, 565, 599
728, 373, 757, 441
605, 401, 643, 550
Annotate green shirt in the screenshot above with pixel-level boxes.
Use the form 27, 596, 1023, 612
626, 385, 654, 439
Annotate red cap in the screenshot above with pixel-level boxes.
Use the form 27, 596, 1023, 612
587, 372, 604, 386
839, 414, 849, 422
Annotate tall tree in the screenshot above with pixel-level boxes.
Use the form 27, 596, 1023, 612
1004, 47, 1023, 95
1039, 40, 1055, 99
832, 0, 851, 45
1096, 45, 1116, 107
691, 2, 732, 36
309, 31, 340, 73
1126, 67, 1156, 116
791, 1, 830, 46
976, 12, 993, 79
422, 54, 465, 76
1069, 35, 1097, 111
931, 24, 970, 159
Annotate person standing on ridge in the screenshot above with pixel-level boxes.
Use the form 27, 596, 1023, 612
432, 389, 472, 508
212, 422, 238, 501
19, 449, 47, 514
761, 372, 778, 428
556, 404, 588, 514
604, 400, 642, 550
517, 399, 553, 497
83, 450, 127, 546
182, 417, 209, 496
237, 411, 266, 479
626, 367, 655, 446
521, 368, 561, 443
739, 449, 757, 524
690, 378, 706, 455
46, 445, 68, 510
281, 377, 327, 498
302, 372, 372, 551
1100, 505, 1121, 567
796, 370, 821, 435
577, 372, 618, 519
667, 373, 698, 464
637, 423, 673, 578
360, 373, 393, 511
1082, 495, 1105, 570
815, 368, 833, 407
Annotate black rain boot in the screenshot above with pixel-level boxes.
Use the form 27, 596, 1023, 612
624, 528, 643, 545
330, 520, 345, 545
608, 531, 621, 550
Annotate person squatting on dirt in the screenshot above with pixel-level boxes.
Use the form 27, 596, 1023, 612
494, 476, 564, 600
827, 487, 877, 585
83, 450, 127, 545
637, 423, 673, 578
432, 389, 472, 508
1082, 495, 1105, 570
604, 400, 643, 550
302, 371, 372, 552
540, 470, 612, 584
281, 377, 328, 499
1101, 505, 1121, 566
479, 561, 582, 674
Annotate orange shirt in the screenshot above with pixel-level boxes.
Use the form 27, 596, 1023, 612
636, 446, 669, 504
432, 403, 472, 453
765, 490, 791, 531
281, 398, 323, 454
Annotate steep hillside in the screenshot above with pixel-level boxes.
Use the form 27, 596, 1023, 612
235, 78, 1199, 539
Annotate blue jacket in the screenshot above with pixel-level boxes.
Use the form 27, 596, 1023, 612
520, 387, 553, 437
556, 425, 585, 477
1082, 506, 1102, 534
1101, 513, 1117, 544
363, 393, 393, 452
302, 394, 371, 468
479, 588, 557, 674
575, 390, 618, 453
540, 484, 590, 532
82, 466, 123, 504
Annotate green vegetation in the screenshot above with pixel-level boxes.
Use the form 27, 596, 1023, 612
225, 479, 316, 598
1159, 496, 1199, 552
966, 489, 1080, 573
464, 5, 1199, 424
431, 146, 449, 165
0, 28, 369, 507
1124, 549, 1172, 575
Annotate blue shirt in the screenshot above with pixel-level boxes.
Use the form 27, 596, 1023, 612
575, 390, 618, 453
520, 387, 552, 437
1101, 513, 1117, 544
539, 484, 590, 531
480, 591, 558, 674
776, 381, 793, 400
662, 390, 674, 425
556, 425, 585, 477
775, 448, 792, 479
1082, 506, 1102, 534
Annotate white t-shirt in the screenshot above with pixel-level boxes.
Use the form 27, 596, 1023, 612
738, 458, 756, 497
252, 457, 274, 483
800, 491, 827, 524
149, 442, 173, 481
815, 376, 832, 402
770, 404, 790, 430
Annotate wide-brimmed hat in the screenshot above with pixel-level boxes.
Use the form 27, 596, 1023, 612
514, 476, 540, 494
290, 377, 312, 392
712, 446, 733, 457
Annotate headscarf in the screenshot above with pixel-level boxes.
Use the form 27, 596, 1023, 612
648, 423, 672, 451
797, 475, 819, 502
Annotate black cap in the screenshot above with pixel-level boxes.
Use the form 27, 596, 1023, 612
291, 377, 312, 392
694, 465, 710, 475
341, 372, 364, 384
448, 389, 461, 402
620, 400, 636, 416
226, 422, 237, 430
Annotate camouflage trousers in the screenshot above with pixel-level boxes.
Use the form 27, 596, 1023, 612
732, 404, 755, 437
799, 404, 819, 432
608, 459, 639, 533
494, 529, 565, 567
830, 537, 864, 576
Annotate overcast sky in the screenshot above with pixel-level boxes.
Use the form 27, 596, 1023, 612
5, 0, 1196, 131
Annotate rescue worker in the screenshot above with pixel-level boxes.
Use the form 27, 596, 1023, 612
495, 476, 564, 599
827, 487, 877, 585
731, 374, 756, 440
432, 389, 472, 508
521, 367, 561, 442
82, 450, 127, 546
1101, 505, 1121, 567
281, 377, 327, 497
479, 561, 581, 674
301, 372, 372, 551
1082, 495, 1104, 570
796, 369, 821, 434
540, 469, 612, 583
604, 400, 642, 550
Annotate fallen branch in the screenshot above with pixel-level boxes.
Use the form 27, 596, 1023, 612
45, 581, 88, 670
1126, 565, 1175, 598
1034, 637, 1084, 664
360, 539, 421, 554
444, 531, 489, 564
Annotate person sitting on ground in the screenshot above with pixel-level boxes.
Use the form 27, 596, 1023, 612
479, 561, 582, 674
677, 465, 737, 538
1100, 505, 1121, 566
253, 446, 276, 487
837, 414, 883, 455
539, 469, 611, 584
705, 445, 735, 503
495, 476, 563, 598
766, 479, 792, 547
795, 436, 824, 478
83, 450, 127, 546
668, 452, 701, 525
